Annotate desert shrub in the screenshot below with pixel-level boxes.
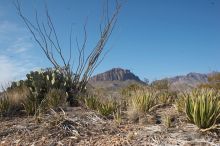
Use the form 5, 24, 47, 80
25, 69, 68, 103
198, 73, 220, 90
97, 100, 117, 117
121, 84, 144, 97
84, 96, 100, 110
84, 95, 117, 117
174, 94, 185, 113
156, 91, 177, 105
22, 93, 38, 116
129, 90, 157, 114
7, 85, 30, 111
0, 85, 30, 115
121, 84, 147, 111
151, 79, 170, 91
0, 96, 10, 115
8, 69, 70, 115
113, 107, 122, 124
45, 89, 67, 109
23, 89, 67, 116
185, 89, 220, 130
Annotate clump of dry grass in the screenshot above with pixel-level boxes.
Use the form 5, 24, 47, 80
84, 95, 117, 117
0, 96, 10, 115
0, 85, 30, 115
0, 82, 67, 116
23, 88, 67, 116
84, 96, 100, 110
97, 100, 117, 117
45, 89, 67, 109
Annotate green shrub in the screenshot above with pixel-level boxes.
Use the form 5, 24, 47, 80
113, 107, 122, 124
10, 69, 69, 115
84, 96, 117, 117
97, 101, 117, 117
25, 69, 68, 104
2, 68, 72, 116
185, 89, 220, 130
0, 96, 10, 115
84, 96, 100, 110
121, 84, 144, 97
175, 95, 185, 113
129, 90, 157, 113
45, 89, 67, 109
156, 91, 176, 105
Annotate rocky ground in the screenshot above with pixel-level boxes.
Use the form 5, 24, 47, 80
1, 105, 220, 146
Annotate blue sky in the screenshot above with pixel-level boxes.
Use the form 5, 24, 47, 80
0, 0, 220, 85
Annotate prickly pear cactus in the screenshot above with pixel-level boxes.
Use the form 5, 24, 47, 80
25, 68, 68, 104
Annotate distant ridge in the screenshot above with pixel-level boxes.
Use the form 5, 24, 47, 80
89, 68, 219, 91
165, 72, 209, 91
90, 68, 142, 82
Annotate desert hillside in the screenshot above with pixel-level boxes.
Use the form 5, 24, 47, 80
1, 0, 220, 145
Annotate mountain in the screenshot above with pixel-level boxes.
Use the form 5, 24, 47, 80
90, 68, 142, 82
167, 72, 208, 91
89, 68, 144, 91
89, 68, 217, 92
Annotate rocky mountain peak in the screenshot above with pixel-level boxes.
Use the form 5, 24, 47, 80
90, 68, 141, 82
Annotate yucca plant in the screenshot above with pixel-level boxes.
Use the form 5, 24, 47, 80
175, 95, 185, 113
156, 91, 176, 105
185, 89, 220, 130
97, 101, 117, 117
130, 90, 157, 113
84, 96, 100, 110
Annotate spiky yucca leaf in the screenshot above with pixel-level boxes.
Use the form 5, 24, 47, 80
97, 101, 117, 117
185, 89, 220, 130
84, 96, 100, 110
130, 90, 157, 113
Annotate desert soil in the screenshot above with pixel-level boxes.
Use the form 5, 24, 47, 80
0, 105, 220, 146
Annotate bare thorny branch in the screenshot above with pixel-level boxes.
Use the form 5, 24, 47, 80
14, 0, 121, 96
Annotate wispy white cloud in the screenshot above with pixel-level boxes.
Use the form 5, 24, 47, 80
6, 37, 33, 53
0, 55, 32, 84
0, 55, 15, 84
0, 20, 39, 88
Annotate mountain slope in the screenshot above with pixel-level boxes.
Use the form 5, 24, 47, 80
167, 72, 208, 91
89, 68, 144, 90
90, 68, 141, 82
89, 68, 217, 92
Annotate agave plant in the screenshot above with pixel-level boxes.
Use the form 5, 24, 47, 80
185, 89, 220, 130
